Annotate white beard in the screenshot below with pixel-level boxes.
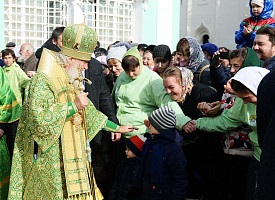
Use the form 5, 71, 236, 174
66, 63, 84, 90
17, 55, 26, 63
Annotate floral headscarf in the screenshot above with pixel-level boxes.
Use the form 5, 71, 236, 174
183, 37, 205, 73
177, 67, 194, 103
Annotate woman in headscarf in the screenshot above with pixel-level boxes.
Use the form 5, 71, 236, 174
197, 47, 264, 200
194, 67, 270, 200
176, 37, 211, 86
162, 66, 222, 199
111, 48, 192, 176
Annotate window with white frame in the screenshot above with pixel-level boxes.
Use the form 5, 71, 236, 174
82, 0, 135, 49
4, 0, 135, 50
4, 0, 67, 49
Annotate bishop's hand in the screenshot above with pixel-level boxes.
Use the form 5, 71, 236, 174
74, 92, 89, 110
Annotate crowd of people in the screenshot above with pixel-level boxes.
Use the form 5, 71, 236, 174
1, 0, 275, 200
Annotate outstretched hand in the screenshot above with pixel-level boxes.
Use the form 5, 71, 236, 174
182, 120, 196, 133
118, 125, 139, 134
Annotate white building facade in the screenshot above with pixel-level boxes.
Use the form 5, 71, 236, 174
2, 0, 136, 49
1, 0, 275, 51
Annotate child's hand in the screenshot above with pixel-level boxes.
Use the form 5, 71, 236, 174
244, 25, 252, 35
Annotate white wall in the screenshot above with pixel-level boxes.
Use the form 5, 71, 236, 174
156, 0, 173, 47
179, 0, 274, 50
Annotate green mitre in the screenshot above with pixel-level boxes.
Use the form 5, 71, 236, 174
61, 23, 98, 61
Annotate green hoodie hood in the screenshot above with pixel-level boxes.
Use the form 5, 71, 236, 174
242, 47, 264, 68
122, 47, 145, 75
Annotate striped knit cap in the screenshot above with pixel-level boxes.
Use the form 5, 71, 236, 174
148, 106, 176, 133
126, 135, 147, 157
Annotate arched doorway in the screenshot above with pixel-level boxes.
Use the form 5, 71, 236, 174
194, 23, 210, 44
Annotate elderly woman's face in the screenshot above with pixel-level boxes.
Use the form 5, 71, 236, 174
108, 59, 123, 77
143, 52, 154, 67
163, 76, 182, 100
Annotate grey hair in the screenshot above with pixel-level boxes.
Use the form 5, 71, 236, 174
56, 52, 70, 66
22, 44, 35, 53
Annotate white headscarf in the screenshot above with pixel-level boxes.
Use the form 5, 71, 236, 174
231, 67, 269, 96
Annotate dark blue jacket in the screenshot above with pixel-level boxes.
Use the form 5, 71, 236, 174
210, 64, 231, 95
235, 0, 275, 48
109, 157, 141, 200
140, 130, 188, 200
264, 56, 275, 71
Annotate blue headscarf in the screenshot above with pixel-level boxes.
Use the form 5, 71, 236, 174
183, 37, 206, 73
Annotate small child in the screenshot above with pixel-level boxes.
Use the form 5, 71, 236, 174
140, 106, 188, 200
2, 49, 30, 106
109, 134, 146, 200
235, 0, 275, 49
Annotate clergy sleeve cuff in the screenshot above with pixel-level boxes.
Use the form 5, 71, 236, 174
66, 102, 78, 119
103, 120, 120, 132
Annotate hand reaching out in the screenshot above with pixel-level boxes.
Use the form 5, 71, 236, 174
118, 125, 139, 134
182, 120, 196, 133
111, 125, 138, 142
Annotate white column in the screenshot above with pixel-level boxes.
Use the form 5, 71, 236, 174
134, 0, 143, 43
67, 0, 85, 25
156, 0, 173, 47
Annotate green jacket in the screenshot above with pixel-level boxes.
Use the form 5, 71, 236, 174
0, 67, 21, 123
112, 47, 191, 138
196, 97, 260, 161
4, 62, 30, 106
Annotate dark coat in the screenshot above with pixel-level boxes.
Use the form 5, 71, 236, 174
140, 130, 188, 200
21, 53, 38, 73
264, 56, 275, 71
35, 38, 61, 70
109, 158, 141, 200
193, 59, 212, 86
85, 57, 118, 149
35, 38, 61, 60
178, 81, 223, 199
179, 80, 219, 120
85, 58, 120, 198
210, 64, 231, 95
85, 58, 118, 124
257, 69, 275, 199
